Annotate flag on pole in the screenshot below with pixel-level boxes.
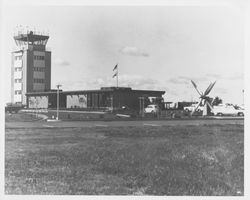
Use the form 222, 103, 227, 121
113, 64, 118, 71
112, 72, 117, 78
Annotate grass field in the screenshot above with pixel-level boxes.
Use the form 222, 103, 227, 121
5, 124, 244, 195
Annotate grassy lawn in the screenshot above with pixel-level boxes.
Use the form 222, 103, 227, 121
5, 124, 244, 195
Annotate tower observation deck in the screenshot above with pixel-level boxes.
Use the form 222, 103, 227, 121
14, 31, 49, 46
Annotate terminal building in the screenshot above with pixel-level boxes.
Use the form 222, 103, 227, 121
11, 29, 165, 111
26, 87, 165, 110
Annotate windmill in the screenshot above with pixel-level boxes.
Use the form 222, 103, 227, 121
190, 80, 216, 116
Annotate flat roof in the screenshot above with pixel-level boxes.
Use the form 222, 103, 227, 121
26, 87, 165, 96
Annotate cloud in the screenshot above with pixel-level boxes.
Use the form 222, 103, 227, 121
206, 73, 222, 79
167, 75, 215, 85
167, 78, 188, 85
167, 76, 193, 85
205, 73, 243, 81
118, 74, 158, 89
214, 87, 228, 94
225, 73, 243, 80
59, 74, 163, 91
119, 46, 149, 57
54, 58, 70, 66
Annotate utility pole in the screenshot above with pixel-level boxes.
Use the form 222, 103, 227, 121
56, 84, 62, 120
139, 97, 145, 117
110, 94, 113, 113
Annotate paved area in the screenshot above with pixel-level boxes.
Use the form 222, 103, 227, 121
5, 118, 244, 129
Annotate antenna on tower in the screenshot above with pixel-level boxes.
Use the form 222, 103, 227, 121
13, 26, 50, 47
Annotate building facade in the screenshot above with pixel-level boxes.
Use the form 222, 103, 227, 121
26, 87, 165, 111
11, 29, 166, 111
11, 31, 51, 105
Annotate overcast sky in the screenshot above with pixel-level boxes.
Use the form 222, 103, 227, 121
1, 4, 246, 104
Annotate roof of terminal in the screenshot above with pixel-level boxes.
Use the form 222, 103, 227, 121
26, 87, 165, 96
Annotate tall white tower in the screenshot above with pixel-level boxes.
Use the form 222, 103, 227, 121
11, 29, 51, 105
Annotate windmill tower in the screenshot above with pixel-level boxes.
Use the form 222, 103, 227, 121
190, 80, 216, 116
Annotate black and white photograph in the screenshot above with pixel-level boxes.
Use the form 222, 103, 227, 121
0, 0, 249, 198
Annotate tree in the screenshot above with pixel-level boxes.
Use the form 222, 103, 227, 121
212, 96, 223, 106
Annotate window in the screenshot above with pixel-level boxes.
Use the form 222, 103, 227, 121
34, 67, 45, 72
14, 79, 21, 83
15, 55, 22, 60
34, 55, 45, 60
15, 90, 21, 95
14, 67, 22, 72
34, 78, 44, 83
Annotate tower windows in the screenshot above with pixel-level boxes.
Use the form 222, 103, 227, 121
15, 55, 22, 60
34, 79, 45, 83
34, 67, 45, 72
14, 67, 22, 72
14, 79, 22, 83
15, 90, 21, 95
34, 55, 45, 60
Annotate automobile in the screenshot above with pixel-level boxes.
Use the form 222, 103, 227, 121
144, 104, 159, 113
184, 103, 203, 112
234, 106, 244, 116
5, 103, 24, 113
212, 104, 244, 116
234, 104, 244, 110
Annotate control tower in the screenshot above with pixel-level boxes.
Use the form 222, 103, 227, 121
11, 29, 51, 105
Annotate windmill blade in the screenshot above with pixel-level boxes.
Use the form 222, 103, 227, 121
209, 81, 216, 93
203, 83, 213, 96
191, 80, 202, 96
191, 99, 202, 116
204, 81, 216, 96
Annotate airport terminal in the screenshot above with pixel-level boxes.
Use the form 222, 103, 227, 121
11, 30, 165, 111
5, 7, 244, 196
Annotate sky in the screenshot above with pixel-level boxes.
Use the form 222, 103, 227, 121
1, 3, 246, 105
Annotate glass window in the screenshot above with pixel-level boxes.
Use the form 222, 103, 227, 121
34, 78, 44, 83
34, 67, 45, 72
14, 79, 21, 83
34, 55, 45, 60
15, 55, 22, 60
14, 67, 22, 71
15, 90, 21, 95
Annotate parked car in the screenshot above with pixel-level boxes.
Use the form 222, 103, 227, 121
144, 104, 159, 113
5, 103, 24, 113
234, 106, 244, 116
212, 104, 244, 116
